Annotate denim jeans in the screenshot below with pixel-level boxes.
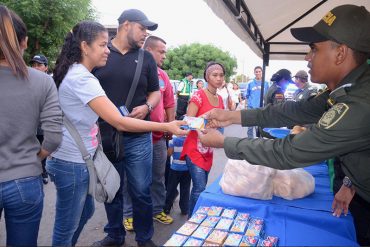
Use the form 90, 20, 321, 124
104, 133, 153, 244
185, 156, 209, 217
0, 176, 44, 246
123, 137, 167, 217
247, 126, 257, 138
46, 157, 95, 246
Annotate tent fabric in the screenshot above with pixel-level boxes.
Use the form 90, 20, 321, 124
204, 0, 370, 61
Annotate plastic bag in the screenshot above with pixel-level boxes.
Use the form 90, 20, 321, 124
219, 159, 277, 200
219, 159, 315, 200
272, 168, 315, 200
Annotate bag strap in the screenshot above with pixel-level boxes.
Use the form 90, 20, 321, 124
125, 48, 144, 109
63, 115, 92, 162
63, 115, 97, 196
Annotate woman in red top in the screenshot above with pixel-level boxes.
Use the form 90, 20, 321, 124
180, 62, 225, 216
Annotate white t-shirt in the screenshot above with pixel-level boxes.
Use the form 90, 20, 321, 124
52, 64, 106, 163
230, 89, 241, 103
217, 87, 230, 110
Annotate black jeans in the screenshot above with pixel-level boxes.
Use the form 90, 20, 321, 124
176, 95, 189, 120
164, 169, 191, 214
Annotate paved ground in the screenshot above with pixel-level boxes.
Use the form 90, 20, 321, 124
0, 124, 247, 246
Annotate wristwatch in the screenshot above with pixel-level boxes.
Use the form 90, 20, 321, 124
343, 176, 353, 188
145, 102, 153, 113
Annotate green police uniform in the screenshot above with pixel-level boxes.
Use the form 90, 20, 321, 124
293, 84, 318, 102
224, 62, 370, 203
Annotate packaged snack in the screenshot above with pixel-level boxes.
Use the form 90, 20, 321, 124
245, 222, 264, 237
189, 213, 207, 224
249, 217, 264, 225
205, 229, 228, 245
192, 226, 213, 240
240, 235, 260, 247
207, 206, 223, 216
230, 219, 248, 234
196, 206, 210, 215
183, 237, 204, 246
183, 116, 206, 130
163, 233, 188, 246
214, 217, 233, 231
235, 212, 250, 221
258, 236, 279, 247
200, 216, 220, 228
176, 222, 199, 236
220, 208, 237, 219
224, 233, 243, 246
202, 242, 219, 246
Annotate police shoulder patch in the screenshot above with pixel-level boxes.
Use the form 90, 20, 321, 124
318, 103, 349, 129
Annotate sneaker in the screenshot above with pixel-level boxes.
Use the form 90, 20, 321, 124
123, 217, 134, 231
153, 211, 173, 224
137, 239, 156, 247
92, 235, 124, 246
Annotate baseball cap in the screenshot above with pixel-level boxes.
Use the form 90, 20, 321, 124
291, 5, 370, 53
118, 9, 158, 31
30, 54, 48, 65
271, 69, 292, 83
293, 70, 308, 79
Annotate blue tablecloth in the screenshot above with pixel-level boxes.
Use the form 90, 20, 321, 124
194, 163, 358, 246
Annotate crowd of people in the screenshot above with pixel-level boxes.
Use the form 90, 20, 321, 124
1, 3, 369, 247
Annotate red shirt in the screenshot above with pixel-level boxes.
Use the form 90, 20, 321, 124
150, 68, 175, 143
180, 89, 224, 171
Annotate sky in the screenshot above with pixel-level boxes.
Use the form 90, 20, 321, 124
91, 0, 308, 81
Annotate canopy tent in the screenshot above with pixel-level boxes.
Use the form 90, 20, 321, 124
204, 0, 370, 107
204, 0, 370, 64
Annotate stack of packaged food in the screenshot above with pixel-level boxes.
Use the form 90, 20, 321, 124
164, 206, 279, 246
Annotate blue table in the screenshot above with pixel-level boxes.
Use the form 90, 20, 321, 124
194, 163, 358, 246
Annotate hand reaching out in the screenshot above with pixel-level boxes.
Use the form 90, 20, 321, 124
196, 128, 225, 148
332, 184, 355, 217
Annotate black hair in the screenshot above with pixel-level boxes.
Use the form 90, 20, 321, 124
53, 21, 107, 88
9, 10, 27, 45
143, 35, 166, 49
203, 61, 226, 82
254, 66, 263, 71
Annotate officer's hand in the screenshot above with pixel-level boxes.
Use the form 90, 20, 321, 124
290, 125, 307, 135
196, 128, 225, 148
129, 105, 149, 120
331, 185, 355, 217
202, 109, 239, 128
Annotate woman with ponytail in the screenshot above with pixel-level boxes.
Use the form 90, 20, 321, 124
0, 5, 63, 246
48, 21, 186, 246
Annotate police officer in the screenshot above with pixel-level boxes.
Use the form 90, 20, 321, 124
264, 68, 292, 105
176, 72, 193, 120
198, 5, 370, 246
292, 70, 317, 101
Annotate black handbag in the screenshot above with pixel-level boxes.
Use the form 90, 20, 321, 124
99, 48, 144, 162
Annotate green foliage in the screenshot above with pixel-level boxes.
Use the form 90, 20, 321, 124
234, 74, 250, 83
1, 0, 96, 68
162, 43, 237, 81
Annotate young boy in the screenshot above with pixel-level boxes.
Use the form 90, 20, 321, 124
164, 135, 191, 215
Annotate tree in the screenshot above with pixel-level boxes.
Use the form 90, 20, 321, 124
2, 0, 96, 68
234, 74, 250, 83
162, 43, 237, 81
